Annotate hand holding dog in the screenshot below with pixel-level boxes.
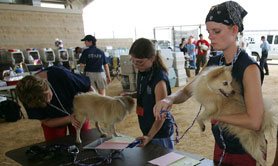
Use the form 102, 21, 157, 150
69, 115, 81, 129
153, 98, 173, 121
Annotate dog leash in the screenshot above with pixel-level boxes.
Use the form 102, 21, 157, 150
217, 48, 240, 165
219, 47, 241, 66
159, 105, 202, 144
58, 140, 142, 166
47, 81, 70, 116
218, 125, 226, 166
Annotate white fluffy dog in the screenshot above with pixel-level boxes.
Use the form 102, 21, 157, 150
73, 92, 135, 144
192, 66, 277, 166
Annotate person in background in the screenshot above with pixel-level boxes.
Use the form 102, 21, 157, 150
195, 34, 210, 75
186, 36, 196, 69
260, 36, 270, 75
16, 66, 94, 141
74, 46, 82, 60
238, 32, 248, 50
79, 35, 111, 95
179, 38, 188, 55
124, 38, 174, 149
153, 1, 266, 165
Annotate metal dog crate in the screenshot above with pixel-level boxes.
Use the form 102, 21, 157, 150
39, 48, 55, 68
5, 49, 25, 65
120, 73, 137, 91
23, 48, 40, 64
54, 48, 69, 62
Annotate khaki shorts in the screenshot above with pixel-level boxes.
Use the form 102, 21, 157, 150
85, 72, 107, 90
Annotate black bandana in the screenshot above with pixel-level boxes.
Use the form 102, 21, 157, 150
205, 1, 247, 32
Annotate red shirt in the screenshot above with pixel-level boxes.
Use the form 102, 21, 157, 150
196, 40, 210, 55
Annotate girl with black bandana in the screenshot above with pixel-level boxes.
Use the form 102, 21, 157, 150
153, 1, 266, 165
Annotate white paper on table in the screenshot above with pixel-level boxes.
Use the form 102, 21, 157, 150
168, 156, 200, 166
95, 141, 129, 149
148, 152, 184, 166
107, 137, 135, 143
95, 136, 135, 150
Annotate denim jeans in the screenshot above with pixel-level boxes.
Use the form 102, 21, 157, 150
151, 134, 174, 149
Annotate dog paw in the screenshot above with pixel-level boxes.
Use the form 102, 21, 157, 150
198, 124, 205, 132
201, 125, 206, 132
101, 133, 108, 137
197, 120, 206, 132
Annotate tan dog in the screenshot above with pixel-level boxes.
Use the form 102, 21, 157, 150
73, 92, 135, 144
192, 66, 277, 166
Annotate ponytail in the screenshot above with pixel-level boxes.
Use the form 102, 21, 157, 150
154, 50, 168, 75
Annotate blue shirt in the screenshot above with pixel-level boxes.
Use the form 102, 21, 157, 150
260, 40, 270, 52
137, 67, 173, 138
79, 45, 107, 72
207, 50, 264, 154
186, 44, 196, 56
24, 66, 91, 120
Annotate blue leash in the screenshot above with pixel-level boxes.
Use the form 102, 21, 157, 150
160, 105, 202, 144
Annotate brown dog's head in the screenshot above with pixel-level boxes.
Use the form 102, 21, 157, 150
206, 66, 235, 97
116, 96, 135, 113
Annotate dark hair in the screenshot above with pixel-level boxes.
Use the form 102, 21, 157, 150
129, 38, 168, 74
181, 38, 186, 43
261, 36, 265, 39
74, 47, 82, 54
199, 34, 203, 37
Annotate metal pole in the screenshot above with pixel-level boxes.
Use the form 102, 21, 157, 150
153, 28, 156, 40
172, 26, 175, 50
134, 27, 137, 40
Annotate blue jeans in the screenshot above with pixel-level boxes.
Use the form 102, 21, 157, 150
189, 54, 196, 69
151, 134, 174, 149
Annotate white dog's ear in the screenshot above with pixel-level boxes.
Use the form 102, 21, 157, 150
225, 65, 233, 72
207, 66, 225, 80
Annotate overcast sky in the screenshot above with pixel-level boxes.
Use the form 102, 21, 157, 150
83, 0, 278, 40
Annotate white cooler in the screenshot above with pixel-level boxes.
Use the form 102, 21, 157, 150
160, 49, 173, 68
173, 52, 185, 69
168, 67, 176, 88
174, 68, 187, 78
176, 76, 187, 87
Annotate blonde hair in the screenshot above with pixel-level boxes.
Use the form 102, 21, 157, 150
16, 75, 49, 108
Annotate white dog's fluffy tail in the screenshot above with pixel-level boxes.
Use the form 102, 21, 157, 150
261, 98, 278, 138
